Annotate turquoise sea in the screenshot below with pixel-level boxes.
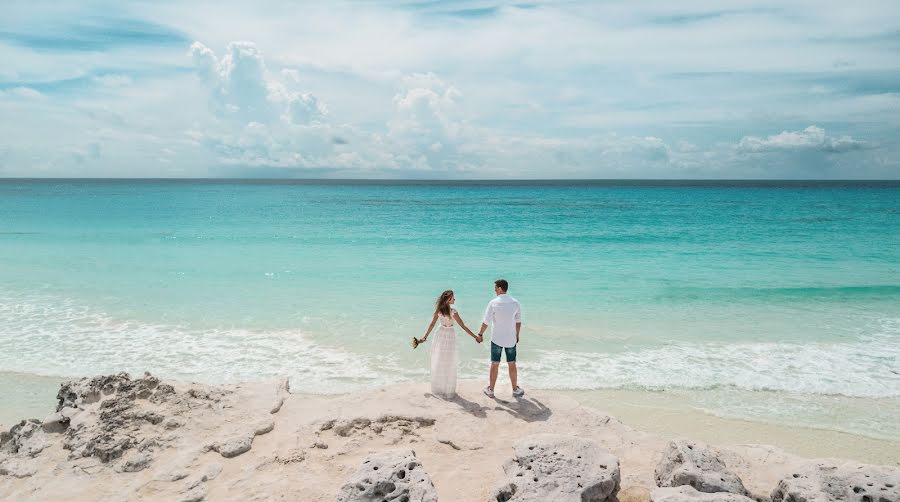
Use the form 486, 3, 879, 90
1, 180, 898, 439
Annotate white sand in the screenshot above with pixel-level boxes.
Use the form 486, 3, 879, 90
9, 376, 887, 501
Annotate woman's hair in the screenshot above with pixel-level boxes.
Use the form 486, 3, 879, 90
435, 290, 454, 317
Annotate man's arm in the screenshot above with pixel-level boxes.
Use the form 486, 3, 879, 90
477, 303, 492, 341
515, 304, 522, 343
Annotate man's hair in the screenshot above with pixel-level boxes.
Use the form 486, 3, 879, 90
495, 279, 509, 292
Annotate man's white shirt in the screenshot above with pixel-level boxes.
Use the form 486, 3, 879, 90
483, 294, 521, 348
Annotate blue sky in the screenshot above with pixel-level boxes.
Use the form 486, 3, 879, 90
1, 0, 898, 178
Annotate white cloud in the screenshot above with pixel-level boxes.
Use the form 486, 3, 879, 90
189, 41, 327, 125
737, 126, 867, 153
2, 87, 44, 100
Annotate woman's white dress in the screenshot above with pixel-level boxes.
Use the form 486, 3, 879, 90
430, 309, 459, 398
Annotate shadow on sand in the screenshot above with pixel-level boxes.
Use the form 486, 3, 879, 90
425, 392, 552, 422
491, 396, 552, 422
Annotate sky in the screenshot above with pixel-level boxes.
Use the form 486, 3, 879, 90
1, 0, 899, 179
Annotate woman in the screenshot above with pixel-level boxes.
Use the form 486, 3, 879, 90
415, 290, 480, 398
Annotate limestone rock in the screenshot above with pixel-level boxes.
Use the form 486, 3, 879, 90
336, 449, 437, 502
165, 417, 186, 430
204, 462, 223, 480
42, 406, 80, 433
652, 486, 755, 502
181, 485, 207, 502
253, 417, 275, 436
269, 377, 291, 414
58, 372, 173, 463
0, 419, 49, 457
0, 457, 39, 478
210, 434, 253, 458
771, 460, 900, 502
654, 440, 748, 496
490, 434, 620, 502
119, 451, 153, 473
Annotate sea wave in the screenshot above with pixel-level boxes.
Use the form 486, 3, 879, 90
518, 328, 900, 398
0, 292, 422, 393
1, 292, 897, 399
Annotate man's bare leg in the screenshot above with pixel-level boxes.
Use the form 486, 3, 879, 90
489, 362, 500, 390
508, 362, 518, 390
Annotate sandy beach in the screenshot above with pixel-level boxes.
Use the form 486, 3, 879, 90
2, 373, 898, 501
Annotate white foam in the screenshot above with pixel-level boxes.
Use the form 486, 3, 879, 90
0, 292, 421, 393
1, 291, 897, 400
519, 330, 900, 398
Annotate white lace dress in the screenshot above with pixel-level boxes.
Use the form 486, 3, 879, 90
430, 309, 459, 398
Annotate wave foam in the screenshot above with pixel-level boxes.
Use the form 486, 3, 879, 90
0, 292, 420, 393
521, 329, 900, 398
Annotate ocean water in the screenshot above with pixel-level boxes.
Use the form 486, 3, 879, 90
1, 180, 898, 439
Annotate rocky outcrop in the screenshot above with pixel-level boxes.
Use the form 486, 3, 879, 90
0, 419, 48, 457
651, 486, 755, 501
654, 440, 749, 496
60, 372, 176, 462
490, 434, 620, 502
771, 460, 900, 502
335, 449, 438, 502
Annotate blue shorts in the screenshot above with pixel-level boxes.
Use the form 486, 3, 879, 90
490, 342, 517, 363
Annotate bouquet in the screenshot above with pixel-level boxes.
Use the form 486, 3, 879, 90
412, 336, 424, 349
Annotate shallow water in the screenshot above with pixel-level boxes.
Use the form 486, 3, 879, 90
0, 180, 897, 439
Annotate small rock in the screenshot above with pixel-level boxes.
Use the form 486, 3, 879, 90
165, 417, 186, 430
491, 434, 620, 502
274, 448, 306, 464
333, 418, 372, 437
0, 457, 38, 478
42, 409, 75, 433
210, 434, 253, 458
311, 441, 328, 449
181, 485, 207, 502
336, 449, 437, 502
253, 418, 275, 436
0, 419, 48, 457
652, 486, 755, 502
771, 460, 900, 502
204, 463, 223, 480
654, 440, 749, 496
155, 468, 190, 482
119, 451, 153, 473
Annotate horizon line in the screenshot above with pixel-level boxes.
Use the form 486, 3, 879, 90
1, 178, 899, 182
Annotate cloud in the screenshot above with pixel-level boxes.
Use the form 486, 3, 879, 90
737, 126, 868, 153
190, 41, 326, 125
386, 73, 472, 171
2, 1, 899, 179
0, 87, 44, 100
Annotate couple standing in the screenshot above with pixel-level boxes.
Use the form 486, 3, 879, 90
415, 279, 523, 399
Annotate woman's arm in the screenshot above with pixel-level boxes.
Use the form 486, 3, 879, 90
421, 312, 438, 342
453, 311, 479, 339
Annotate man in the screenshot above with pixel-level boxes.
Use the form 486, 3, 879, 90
477, 279, 524, 398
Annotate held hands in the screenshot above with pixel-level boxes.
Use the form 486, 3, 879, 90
474, 333, 484, 344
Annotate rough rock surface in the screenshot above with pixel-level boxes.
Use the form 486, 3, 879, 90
771, 460, 900, 502
654, 440, 749, 496
209, 433, 253, 458
651, 486, 755, 502
336, 449, 438, 502
0, 457, 39, 478
0, 419, 48, 457
491, 434, 620, 502
60, 372, 174, 462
